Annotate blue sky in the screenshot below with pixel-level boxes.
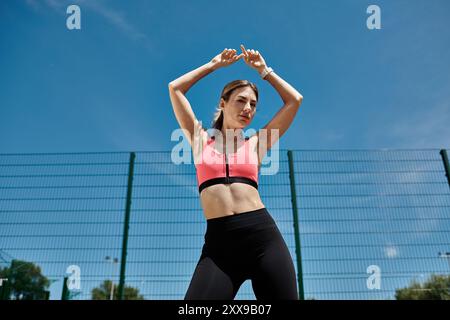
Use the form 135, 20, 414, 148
1, 0, 449, 154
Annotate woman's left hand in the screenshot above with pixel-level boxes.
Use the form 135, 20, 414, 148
240, 44, 267, 73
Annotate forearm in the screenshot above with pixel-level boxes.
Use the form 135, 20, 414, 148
264, 71, 303, 104
169, 61, 216, 94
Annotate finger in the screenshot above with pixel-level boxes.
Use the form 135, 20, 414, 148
225, 49, 232, 58
234, 53, 244, 61
222, 48, 228, 57
240, 44, 248, 57
241, 45, 252, 63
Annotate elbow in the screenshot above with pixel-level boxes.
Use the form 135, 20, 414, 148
168, 81, 180, 91
168, 82, 184, 94
291, 94, 303, 107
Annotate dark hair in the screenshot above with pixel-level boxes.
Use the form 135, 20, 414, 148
211, 80, 259, 131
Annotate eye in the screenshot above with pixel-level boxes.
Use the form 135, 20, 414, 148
239, 99, 256, 107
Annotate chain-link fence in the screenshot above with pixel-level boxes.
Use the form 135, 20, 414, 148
1, 149, 449, 300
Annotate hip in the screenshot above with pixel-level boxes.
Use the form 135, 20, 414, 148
203, 207, 284, 248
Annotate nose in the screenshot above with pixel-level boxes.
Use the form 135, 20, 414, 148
243, 103, 252, 112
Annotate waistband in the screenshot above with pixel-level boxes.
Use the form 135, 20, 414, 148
205, 207, 276, 235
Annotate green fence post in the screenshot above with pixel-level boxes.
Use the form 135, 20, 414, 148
287, 150, 305, 300
0, 280, 10, 300
118, 152, 136, 300
440, 149, 450, 191
61, 276, 69, 300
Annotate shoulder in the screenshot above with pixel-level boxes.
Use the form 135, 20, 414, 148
246, 131, 263, 143
244, 132, 259, 151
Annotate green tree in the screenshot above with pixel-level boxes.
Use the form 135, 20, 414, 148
91, 280, 144, 300
0, 259, 50, 300
395, 274, 450, 300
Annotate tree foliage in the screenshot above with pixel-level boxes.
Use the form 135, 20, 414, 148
395, 274, 450, 300
91, 280, 144, 300
0, 259, 50, 300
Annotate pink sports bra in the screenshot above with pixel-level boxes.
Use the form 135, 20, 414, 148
195, 134, 259, 194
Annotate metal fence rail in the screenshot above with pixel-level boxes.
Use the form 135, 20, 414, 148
0, 149, 449, 300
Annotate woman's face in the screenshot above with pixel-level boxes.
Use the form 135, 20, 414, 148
221, 86, 257, 129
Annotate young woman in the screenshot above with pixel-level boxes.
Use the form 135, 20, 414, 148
168, 44, 303, 300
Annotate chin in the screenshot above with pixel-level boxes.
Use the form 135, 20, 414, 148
238, 119, 251, 127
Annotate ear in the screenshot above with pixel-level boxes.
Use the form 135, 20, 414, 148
220, 98, 226, 110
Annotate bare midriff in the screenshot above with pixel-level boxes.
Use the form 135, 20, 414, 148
200, 183, 265, 220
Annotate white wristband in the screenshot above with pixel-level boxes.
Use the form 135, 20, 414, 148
260, 67, 273, 79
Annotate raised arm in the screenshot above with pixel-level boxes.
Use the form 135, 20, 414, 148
240, 45, 303, 154
168, 49, 244, 146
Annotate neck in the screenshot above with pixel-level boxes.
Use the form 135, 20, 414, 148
217, 124, 245, 153
220, 123, 244, 141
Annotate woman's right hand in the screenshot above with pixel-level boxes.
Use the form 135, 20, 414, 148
210, 48, 244, 70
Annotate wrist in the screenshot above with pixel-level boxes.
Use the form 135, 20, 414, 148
257, 65, 267, 74
208, 61, 218, 71
258, 66, 273, 80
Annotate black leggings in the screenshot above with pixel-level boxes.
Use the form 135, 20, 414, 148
184, 207, 298, 300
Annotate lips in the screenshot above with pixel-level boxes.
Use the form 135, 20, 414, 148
239, 115, 249, 121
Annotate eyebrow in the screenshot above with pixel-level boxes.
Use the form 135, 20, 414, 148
236, 95, 257, 103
